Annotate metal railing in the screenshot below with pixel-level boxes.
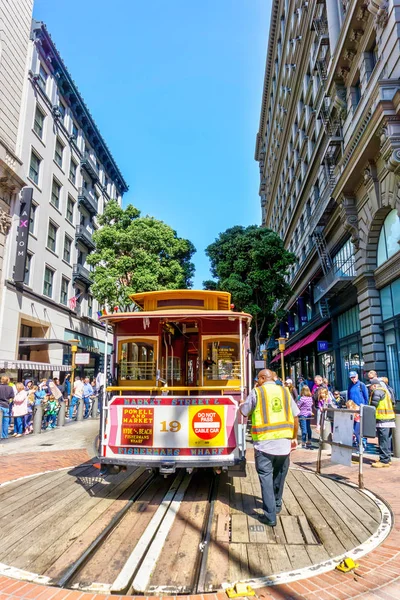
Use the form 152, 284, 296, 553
78, 187, 98, 215
119, 361, 156, 381
72, 263, 93, 286
205, 360, 242, 381
80, 152, 99, 181
314, 254, 356, 303
75, 225, 95, 250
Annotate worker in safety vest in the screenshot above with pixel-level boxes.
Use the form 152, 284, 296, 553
240, 369, 299, 526
369, 377, 396, 468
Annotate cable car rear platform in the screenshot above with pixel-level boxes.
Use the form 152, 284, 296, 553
0, 444, 390, 598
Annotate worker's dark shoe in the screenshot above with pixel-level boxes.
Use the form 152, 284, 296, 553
258, 514, 276, 527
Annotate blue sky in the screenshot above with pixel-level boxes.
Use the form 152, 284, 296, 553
33, 0, 270, 288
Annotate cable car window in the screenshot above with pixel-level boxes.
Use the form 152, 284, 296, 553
204, 340, 241, 380
119, 341, 155, 381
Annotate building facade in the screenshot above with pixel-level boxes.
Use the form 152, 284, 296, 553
0, 20, 128, 380
0, 0, 33, 295
255, 0, 400, 394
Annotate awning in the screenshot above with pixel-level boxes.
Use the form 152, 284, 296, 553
0, 360, 71, 372
270, 322, 330, 364
19, 338, 75, 351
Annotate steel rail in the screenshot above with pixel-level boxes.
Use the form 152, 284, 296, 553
56, 470, 158, 588
194, 473, 219, 594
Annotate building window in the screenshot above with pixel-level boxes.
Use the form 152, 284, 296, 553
380, 278, 400, 321
63, 234, 72, 263
33, 106, 45, 138
24, 253, 32, 286
338, 306, 360, 339
69, 159, 77, 184
43, 266, 54, 298
47, 221, 58, 253
51, 179, 61, 210
72, 122, 78, 139
38, 64, 48, 93
66, 196, 75, 223
29, 203, 37, 235
54, 138, 64, 168
350, 74, 362, 109
377, 209, 400, 267
29, 151, 41, 185
60, 277, 69, 306
88, 295, 93, 318
58, 99, 66, 120
332, 239, 355, 276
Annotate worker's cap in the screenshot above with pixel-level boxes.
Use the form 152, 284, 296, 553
349, 371, 358, 378
369, 378, 380, 385
285, 378, 293, 384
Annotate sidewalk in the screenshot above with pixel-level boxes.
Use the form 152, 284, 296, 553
0, 426, 399, 599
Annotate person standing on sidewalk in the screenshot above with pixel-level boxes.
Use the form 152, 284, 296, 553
82, 376, 94, 419
12, 383, 28, 437
68, 376, 84, 420
240, 369, 299, 527
0, 376, 14, 438
297, 385, 313, 448
369, 377, 396, 468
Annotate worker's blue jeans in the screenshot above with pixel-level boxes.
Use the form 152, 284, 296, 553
69, 396, 79, 419
254, 449, 289, 524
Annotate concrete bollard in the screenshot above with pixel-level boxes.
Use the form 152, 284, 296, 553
33, 404, 43, 434
57, 401, 66, 427
91, 396, 98, 419
392, 405, 400, 458
76, 398, 83, 421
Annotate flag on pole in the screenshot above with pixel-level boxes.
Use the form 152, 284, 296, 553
68, 292, 81, 310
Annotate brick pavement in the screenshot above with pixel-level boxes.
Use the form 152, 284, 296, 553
0, 445, 398, 599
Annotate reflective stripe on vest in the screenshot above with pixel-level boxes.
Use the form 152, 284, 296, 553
372, 386, 395, 421
251, 384, 294, 441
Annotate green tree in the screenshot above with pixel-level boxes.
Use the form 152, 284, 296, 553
204, 225, 296, 358
87, 200, 196, 311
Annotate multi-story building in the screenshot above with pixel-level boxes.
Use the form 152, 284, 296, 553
255, 0, 400, 394
0, 20, 128, 380
0, 0, 33, 293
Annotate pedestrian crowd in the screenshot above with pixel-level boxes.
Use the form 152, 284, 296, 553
241, 366, 397, 528
279, 369, 396, 467
0, 373, 102, 440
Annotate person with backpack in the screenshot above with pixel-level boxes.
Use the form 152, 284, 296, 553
347, 371, 368, 406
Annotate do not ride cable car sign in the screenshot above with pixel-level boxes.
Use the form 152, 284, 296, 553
104, 396, 238, 459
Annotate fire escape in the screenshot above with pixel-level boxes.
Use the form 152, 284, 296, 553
310, 8, 344, 320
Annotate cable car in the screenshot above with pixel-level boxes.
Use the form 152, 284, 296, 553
98, 290, 252, 475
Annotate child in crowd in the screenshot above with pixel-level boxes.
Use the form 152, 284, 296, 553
297, 384, 313, 448
12, 382, 28, 437
44, 395, 59, 429
333, 390, 346, 408
25, 387, 35, 434
346, 399, 366, 451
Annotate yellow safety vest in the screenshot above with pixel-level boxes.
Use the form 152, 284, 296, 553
251, 384, 294, 441
370, 386, 395, 421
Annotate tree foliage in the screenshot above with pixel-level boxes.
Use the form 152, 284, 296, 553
87, 200, 196, 311
204, 225, 296, 357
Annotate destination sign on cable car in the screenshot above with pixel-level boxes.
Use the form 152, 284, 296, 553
103, 395, 238, 459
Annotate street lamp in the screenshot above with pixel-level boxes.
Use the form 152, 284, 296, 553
277, 336, 286, 381
69, 339, 80, 399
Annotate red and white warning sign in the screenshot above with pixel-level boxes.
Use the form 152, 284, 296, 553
191, 408, 222, 440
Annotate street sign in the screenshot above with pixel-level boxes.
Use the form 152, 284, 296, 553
75, 352, 90, 364
317, 340, 329, 352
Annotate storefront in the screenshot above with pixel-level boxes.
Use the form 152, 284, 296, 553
333, 306, 363, 391
63, 330, 113, 380
0, 359, 71, 384
380, 277, 400, 399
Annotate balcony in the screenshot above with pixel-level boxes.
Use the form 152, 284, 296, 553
78, 187, 98, 216
80, 152, 99, 182
313, 257, 356, 303
72, 263, 93, 288
75, 225, 95, 250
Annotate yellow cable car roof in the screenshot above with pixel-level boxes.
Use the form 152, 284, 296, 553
129, 289, 232, 311
100, 309, 252, 324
